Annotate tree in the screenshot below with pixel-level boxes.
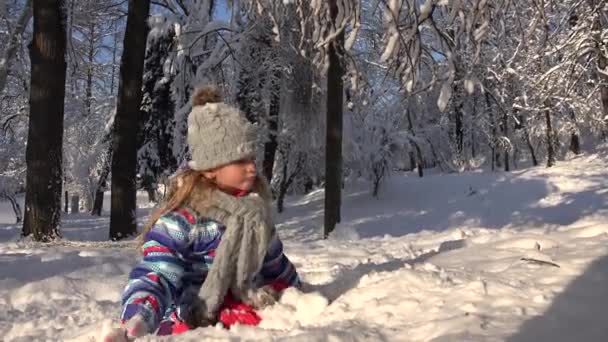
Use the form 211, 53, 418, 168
22, 0, 67, 241
323, 0, 345, 238
138, 22, 178, 202
109, 0, 150, 241
91, 128, 113, 216
0, 0, 32, 95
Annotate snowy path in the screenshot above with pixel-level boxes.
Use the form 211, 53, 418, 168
1, 151, 608, 341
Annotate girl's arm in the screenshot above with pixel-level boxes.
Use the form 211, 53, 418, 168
120, 211, 193, 333
258, 228, 301, 288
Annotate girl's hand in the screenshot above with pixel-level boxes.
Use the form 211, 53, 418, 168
245, 284, 281, 309
182, 295, 217, 329
100, 315, 150, 342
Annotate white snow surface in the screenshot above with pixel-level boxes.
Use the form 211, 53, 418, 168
2, 150, 608, 341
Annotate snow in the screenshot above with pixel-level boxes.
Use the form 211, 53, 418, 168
3, 150, 608, 340
419, 0, 433, 22
465, 78, 476, 95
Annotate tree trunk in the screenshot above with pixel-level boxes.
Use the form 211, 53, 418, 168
471, 96, 477, 159
408, 151, 416, 171
323, 0, 344, 239
64, 190, 69, 213
92, 140, 112, 216
545, 106, 556, 167
109, 0, 150, 241
0, 0, 32, 95
486, 93, 497, 171
22, 0, 67, 242
263, 68, 281, 183
70, 194, 79, 214
277, 151, 303, 213
277, 155, 289, 213
587, 0, 608, 138
569, 108, 581, 155
502, 108, 510, 172
570, 133, 580, 155
599, 54, 608, 139
406, 108, 423, 177
9, 194, 23, 224
524, 125, 539, 166
455, 103, 464, 155
92, 181, 107, 216
110, 26, 119, 94
146, 187, 156, 203
85, 22, 95, 116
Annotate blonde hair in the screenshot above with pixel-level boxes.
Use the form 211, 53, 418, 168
139, 169, 271, 248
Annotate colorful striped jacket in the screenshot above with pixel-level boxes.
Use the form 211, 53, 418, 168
120, 207, 300, 332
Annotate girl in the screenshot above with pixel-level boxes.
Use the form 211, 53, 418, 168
103, 86, 300, 341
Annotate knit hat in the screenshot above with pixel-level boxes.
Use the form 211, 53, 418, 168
187, 86, 258, 171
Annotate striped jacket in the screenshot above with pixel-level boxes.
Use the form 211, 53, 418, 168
120, 207, 300, 332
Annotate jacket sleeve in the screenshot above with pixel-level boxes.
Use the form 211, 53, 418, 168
120, 211, 193, 332
257, 228, 301, 288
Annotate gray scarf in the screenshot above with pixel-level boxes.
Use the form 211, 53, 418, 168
184, 189, 274, 328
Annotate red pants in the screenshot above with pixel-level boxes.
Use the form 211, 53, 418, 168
161, 282, 288, 335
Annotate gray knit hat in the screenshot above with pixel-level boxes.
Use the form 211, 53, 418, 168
187, 86, 258, 171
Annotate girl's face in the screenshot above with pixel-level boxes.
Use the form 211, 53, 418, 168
203, 157, 257, 193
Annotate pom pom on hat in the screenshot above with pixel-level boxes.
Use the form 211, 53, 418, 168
192, 85, 222, 107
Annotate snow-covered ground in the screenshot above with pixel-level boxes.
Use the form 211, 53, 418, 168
2, 150, 608, 341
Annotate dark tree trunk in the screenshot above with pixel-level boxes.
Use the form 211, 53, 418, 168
570, 133, 580, 155
146, 187, 157, 203
599, 54, 608, 139
91, 181, 106, 216
109, 0, 150, 240
8, 196, 23, 224
92, 145, 112, 216
276, 150, 303, 213
502, 107, 510, 172
406, 108, 424, 177
514, 109, 538, 167
22, 0, 67, 242
471, 96, 477, 159
323, 0, 344, 239
545, 106, 556, 167
263, 68, 281, 183
455, 103, 464, 155
70, 194, 79, 214
85, 22, 95, 116
524, 125, 538, 166
408, 152, 416, 171
64, 190, 69, 213
277, 153, 290, 214
486, 93, 497, 171
569, 109, 581, 155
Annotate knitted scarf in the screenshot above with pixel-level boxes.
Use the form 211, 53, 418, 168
184, 189, 273, 327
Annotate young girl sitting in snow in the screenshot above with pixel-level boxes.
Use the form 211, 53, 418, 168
104, 86, 300, 341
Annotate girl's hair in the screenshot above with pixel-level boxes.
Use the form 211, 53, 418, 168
139, 169, 271, 248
